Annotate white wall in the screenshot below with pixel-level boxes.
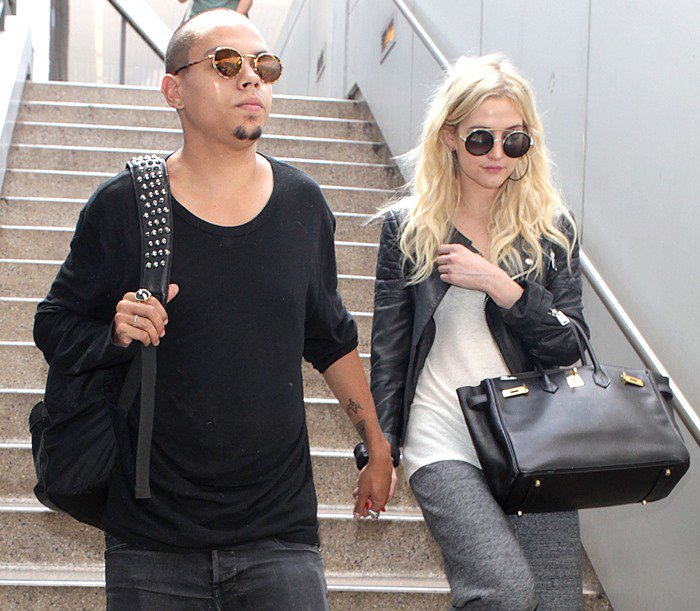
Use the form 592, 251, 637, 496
274, 0, 345, 98
277, 1, 700, 608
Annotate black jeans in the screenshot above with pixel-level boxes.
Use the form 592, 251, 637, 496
104, 533, 329, 610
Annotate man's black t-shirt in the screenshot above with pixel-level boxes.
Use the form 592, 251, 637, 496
34, 154, 358, 551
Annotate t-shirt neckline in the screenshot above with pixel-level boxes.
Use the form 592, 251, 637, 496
170, 152, 278, 237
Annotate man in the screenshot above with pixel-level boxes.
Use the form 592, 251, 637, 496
178, 0, 253, 19
34, 9, 394, 609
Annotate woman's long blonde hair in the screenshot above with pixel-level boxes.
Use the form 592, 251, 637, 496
391, 54, 575, 284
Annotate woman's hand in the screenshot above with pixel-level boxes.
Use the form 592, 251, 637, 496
436, 243, 500, 291
437, 244, 523, 308
352, 461, 397, 519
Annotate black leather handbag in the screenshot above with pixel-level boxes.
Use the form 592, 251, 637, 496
457, 320, 690, 515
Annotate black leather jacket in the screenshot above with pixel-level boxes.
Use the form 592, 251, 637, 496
355, 207, 589, 468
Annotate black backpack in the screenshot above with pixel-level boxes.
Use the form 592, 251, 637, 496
29, 155, 174, 528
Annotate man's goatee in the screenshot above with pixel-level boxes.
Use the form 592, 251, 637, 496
233, 126, 263, 141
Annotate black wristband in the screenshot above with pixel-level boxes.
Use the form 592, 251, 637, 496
353, 442, 400, 470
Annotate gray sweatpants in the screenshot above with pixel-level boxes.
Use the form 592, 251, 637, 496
409, 460, 582, 610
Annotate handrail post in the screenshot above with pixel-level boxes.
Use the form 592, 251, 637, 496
119, 15, 126, 84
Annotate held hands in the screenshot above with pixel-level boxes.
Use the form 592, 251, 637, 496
112, 283, 180, 348
436, 243, 500, 291
352, 460, 397, 520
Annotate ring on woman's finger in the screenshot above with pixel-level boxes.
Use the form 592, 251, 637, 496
132, 314, 139, 327
367, 508, 381, 519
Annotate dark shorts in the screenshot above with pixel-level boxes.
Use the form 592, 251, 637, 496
104, 533, 329, 610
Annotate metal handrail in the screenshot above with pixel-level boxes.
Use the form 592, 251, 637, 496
0, 0, 15, 32
390, 0, 700, 445
107, 0, 170, 61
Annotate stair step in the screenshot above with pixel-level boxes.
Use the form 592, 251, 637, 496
0, 568, 611, 610
7, 145, 402, 189
0, 510, 610, 610
18, 102, 381, 141
12, 122, 388, 164
0, 198, 382, 243
0, 567, 453, 610
2, 388, 378, 449
0, 297, 372, 350
0, 260, 375, 312
23, 82, 372, 120
0, 501, 441, 577
0, 342, 370, 398
0, 445, 416, 511
2, 170, 392, 213
0, 228, 378, 276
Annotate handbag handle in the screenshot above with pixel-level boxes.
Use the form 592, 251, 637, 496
531, 316, 611, 389
568, 318, 611, 388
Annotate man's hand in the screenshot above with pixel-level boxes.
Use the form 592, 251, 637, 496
112, 284, 179, 348
352, 460, 397, 519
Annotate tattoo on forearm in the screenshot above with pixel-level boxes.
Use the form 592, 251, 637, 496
354, 419, 368, 443
345, 398, 362, 417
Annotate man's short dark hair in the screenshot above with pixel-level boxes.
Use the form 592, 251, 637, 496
165, 9, 249, 75
165, 19, 201, 75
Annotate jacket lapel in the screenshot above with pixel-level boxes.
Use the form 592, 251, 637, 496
411, 229, 477, 348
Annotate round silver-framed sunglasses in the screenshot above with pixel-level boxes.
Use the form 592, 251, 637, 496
459, 128, 533, 158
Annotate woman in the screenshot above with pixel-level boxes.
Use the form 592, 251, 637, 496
356, 55, 588, 609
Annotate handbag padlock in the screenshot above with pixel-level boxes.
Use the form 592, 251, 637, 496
502, 385, 529, 398
621, 372, 644, 387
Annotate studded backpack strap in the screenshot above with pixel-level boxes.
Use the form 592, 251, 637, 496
123, 154, 174, 500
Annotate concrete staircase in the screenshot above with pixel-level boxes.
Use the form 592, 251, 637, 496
0, 81, 611, 609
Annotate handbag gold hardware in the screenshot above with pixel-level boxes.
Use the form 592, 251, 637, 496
621, 372, 644, 387
502, 385, 529, 398
665, 468, 671, 477
566, 367, 585, 388
535, 479, 541, 487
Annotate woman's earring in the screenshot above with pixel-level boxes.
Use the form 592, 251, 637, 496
452, 149, 459, 177
508, 154, 530, 182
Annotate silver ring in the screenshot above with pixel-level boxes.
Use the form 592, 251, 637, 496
135, 288, 152, 302
367, 508, 380, 520
132, 315, 139, 327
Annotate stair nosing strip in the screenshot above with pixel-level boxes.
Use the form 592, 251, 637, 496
0, 225, 74, 232
0, 196, 85, 203
15, 122, 383, 146
22, 102, 375, 125
0, 577, 450, 593
0, 503, 424, 522
0, 297, 42, 303
27, 82, 366, 104
0, 226, 378, 246
0, 261, 376, 280
0, 199, 379, 215
11, 145, 395, 170
0, 339, 370, 359
1, 391, 342, 401
4, 169, 395, 192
